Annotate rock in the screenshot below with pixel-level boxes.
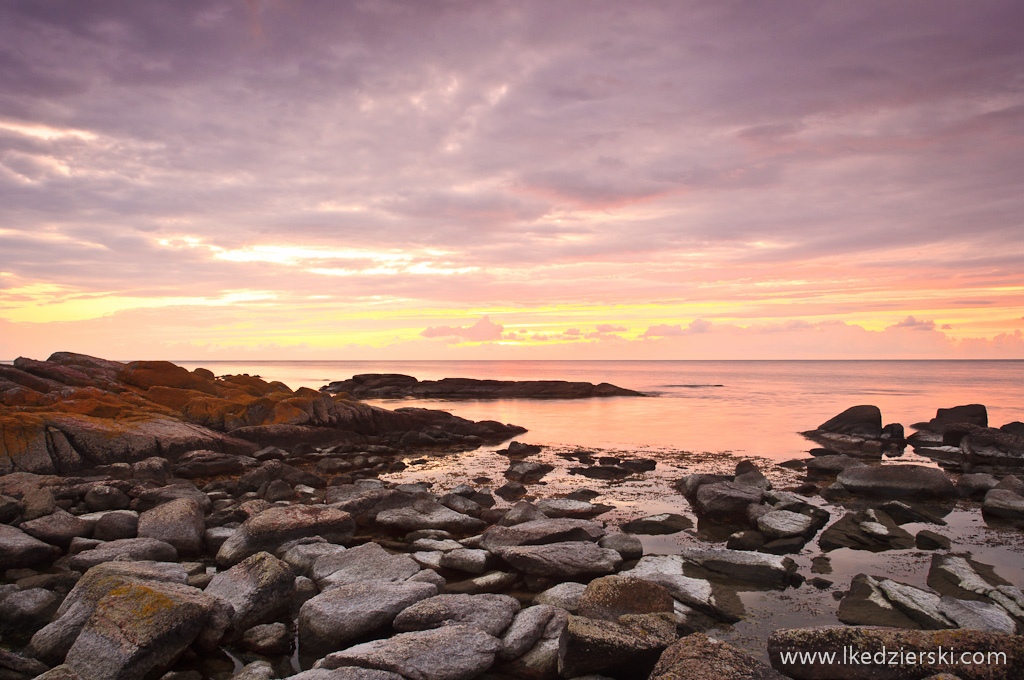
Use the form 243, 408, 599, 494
499, 501, 547, 526
505, 460, 554, 483
927, 553, 1024, 625
393, 593, 520, 636
279, 538, 348, 576
650, 632, 786, 680
231, 661, 275, 680
675, 474, 733, 500
217, 505, 354, 566
172, 450, 253, 478
495, 481, 527, 501
837, 464, 956, 499
925, 404, 989, 430
0, 587, 61, 632
533, 582, 586, 612
19, 508, 92, 549
768, 626, 1024, 680
28, 561, 190, 664
479, 518, 606, 551
677, 547, 798, 588
321, 374, 644, 399
439, 548, 490, 574
93, 510, 139, 541
961, 428, 1024, 470
63, 579, 230, 680
0, 523, 62, 569
817, 405, 883, 438
376, 500, 485, 534
916, 530, 952, 550
620, 514, 693, 534
618, 556, 745, 623
577, 575, 674, 622
535, 498, 610, 519
291, 670, 405, 680
83, 485, 130, 512
315, 624, 503, 680
204, 551, 295, 637
692, 482, 764, 523
957, 473, 1000, 498
499, 604, 567, 661
493, 541, 622, 579
839, 574, 955, 629
241, 621, 292, 655
557, 613, 677, 678
879, 500, 948, 526
312, 541, 420, 589
818, 510, 916, 552
598, 532, 644, 560
299, 579, 438, 652
137, 498, 205, 556
805, 455, 867, 476
757, 510, 816, 540
982, 489, 1024, 520
444, 570, 517, 595
70, 537, 178, 571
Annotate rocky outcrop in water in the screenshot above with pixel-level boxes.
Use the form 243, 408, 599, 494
0, 353, 526, 475
320, 373, 645, 399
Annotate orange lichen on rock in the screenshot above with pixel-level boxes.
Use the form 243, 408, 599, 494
118, 361, 220, 395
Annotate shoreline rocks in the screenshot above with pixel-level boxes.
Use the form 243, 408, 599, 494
320, 374, 646, 399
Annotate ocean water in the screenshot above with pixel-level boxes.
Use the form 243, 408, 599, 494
173, 359, 1024, 461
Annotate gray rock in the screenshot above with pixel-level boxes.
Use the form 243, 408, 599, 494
692, 482, 764, 522
444, 570, 518, 595
620, 514, 693, 535
20, 508, 93, 549
313, 541, 421, 589
499, 604, 567, 661
837, 464, 956, 499
879, 500, 948, 526
137, 498, 205, 556
757, 510, 815, 540
938, 596, 1017, 633
291, 670, 406, 680
216, 505, 354, 567
84, 485, 130, 512
535, 498, 607, 519
241, 621, 292, 655
817, 405, 883, 438
205, 551, 295, 637
230, 660, 274, 680
493, 541, 622, 579
927, 553, 1024, 625
92, 510, 139, 541
69, 537, 178, 571
982, 488, 1024, 520
376, 500, 485, 534
598, 532, 644, 560
29, 561, 189, 664
299, 579, 438, 651
316, 624, 503, 680
393, 593, 520, 636
21, 487, 56, 520
839, 574, 953, 629
805, 455, 867, 476
818, 510, 915, 552
0, 523, 62, 569
498, 501, 547, 526
279, 538, 348, 576
619, 555, 745, 623
677, 547, 798, 587
533, 581, 586, 613
957, 473, 1000, 498
0, 587, 61, 632
916, 530, 951, 550
64, 579, 230, 680
577, 575, 674, 622
479, 518, 606, 551
439, 548, 490, 574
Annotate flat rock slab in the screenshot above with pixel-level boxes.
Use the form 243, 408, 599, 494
313, 541, 421, 589
493, 541, 622, 579
69, 537, 178, 571
577, 575, 674, 622
316, 624, 503, 680
620, 513, 693, 534
479, 518, 606, 551
376, 501, 485, 534
837, 465, 956, 499
299, 579, 439, 651
393, 593, 520, 637
677, 547, 797, 588
217, 505, 354, 567
0, 523, 61, 570
768, 626, 1024, 680
757, 510, 816, 540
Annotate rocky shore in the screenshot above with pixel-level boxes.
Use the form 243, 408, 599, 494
320, 374, 645, 400
0, 357, 1023, 680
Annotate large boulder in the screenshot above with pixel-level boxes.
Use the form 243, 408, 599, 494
0, 523, 62, 569
392, 594, 520, 637
557, 613, 677, 678
375, 500, 485, 534
217, 505, 354, 566
137, 497, 205, 556
577, 575, 675, 622
299, 580, 438, 652
70, 537, 178, 571
479, 518, 606, 551
204, 551, 296, 638
818, 510, 915, 552
691, 482, 764, 523
312, 541, 420, 589
817, 405, 883, 438
836, 465, 956, 499
64, 578, 231, 680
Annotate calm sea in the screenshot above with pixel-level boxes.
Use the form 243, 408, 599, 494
170, 360, 1024, 461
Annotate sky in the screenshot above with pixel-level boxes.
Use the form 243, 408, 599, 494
1, 0, 1023, 361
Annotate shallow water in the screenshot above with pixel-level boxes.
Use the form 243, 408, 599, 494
173, 359, 1024, 460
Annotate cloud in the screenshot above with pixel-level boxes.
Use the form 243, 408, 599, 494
642, 319, 712, 338
596, 324, 627, 332
420, 316, 503, 342
890, 315, 937, 331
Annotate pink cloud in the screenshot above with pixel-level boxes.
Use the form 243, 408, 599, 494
420, 316, 503, 342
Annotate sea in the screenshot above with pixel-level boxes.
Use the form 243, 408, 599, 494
171, 359, 1024, 461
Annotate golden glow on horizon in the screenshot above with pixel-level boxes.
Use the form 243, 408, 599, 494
0, 119, 98, 141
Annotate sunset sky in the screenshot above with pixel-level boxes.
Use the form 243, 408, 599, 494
2, 1, 1023, 360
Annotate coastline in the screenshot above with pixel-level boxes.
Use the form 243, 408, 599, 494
1, 354, 1024, 679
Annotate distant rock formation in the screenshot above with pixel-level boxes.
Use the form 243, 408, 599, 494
0, 353, 526, 475
321, 374, 645, 399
